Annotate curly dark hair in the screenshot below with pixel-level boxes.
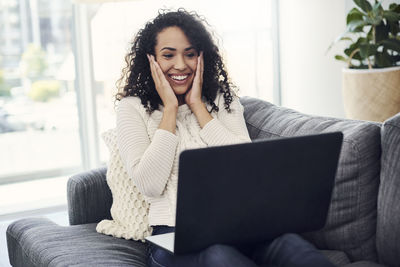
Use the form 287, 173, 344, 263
116, 9, 237, 113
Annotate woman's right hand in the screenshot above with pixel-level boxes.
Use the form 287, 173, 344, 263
147, 54, 178, 109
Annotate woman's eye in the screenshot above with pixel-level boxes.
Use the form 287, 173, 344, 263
186, 53, 195, 58
163, 54, 173, 58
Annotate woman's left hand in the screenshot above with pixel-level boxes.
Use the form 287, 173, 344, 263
185, 52, 204, 108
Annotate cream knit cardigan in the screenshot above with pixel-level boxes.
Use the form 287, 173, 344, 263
116, 92, 251, 226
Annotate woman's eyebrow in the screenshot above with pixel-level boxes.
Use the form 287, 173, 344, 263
160, 47, 176, 51
160, 46, 195, 52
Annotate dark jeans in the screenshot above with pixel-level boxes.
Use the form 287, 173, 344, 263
147, 226, 335, 267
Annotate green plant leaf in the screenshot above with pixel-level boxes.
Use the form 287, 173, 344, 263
367, 27, 374, 41
341, 37, 353, 42
381, 39, 400, 52
375, 51, 393, 67
359, 43, 379, 58
354, 0, 373, 13
376, 22, 390, 42
392, 55, 400, 63
335, 55, 348, 62
345, 48, 362, 60
356, 37, 369, 44
372, 2, 383, 17
373, 1, 384, 11
326, 32, 356, 55
383, 11, 400, 22
347, 8, 364, 25
388, 54, 400, 64
344, 37, 368, 60
364, 15, 383, 26
388, 20, 400, 36
389, 3, 400, 13
347, 19, 368, 32
359, 44, 369, 59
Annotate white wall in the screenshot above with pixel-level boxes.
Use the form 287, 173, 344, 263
279, 0, 347, 118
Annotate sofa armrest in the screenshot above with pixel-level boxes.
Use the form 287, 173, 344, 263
67, 167, 112, 225
377, 112, 400, 266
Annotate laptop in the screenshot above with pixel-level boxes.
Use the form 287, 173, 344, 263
145, 132, 343, 255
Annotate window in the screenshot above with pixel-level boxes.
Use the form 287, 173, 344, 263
0, 0, 81, 184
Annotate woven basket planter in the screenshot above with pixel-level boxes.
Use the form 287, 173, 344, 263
342, 66, 400, 122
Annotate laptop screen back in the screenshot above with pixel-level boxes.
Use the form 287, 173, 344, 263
174, 132, 343, 255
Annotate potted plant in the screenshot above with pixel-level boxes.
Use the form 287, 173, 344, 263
331, 0, 400, 122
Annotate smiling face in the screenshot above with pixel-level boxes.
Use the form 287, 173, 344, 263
154, 26, 198, 99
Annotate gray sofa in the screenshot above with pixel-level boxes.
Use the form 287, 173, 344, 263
6, 96, 400, 267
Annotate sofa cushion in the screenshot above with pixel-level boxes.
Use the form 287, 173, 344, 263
6, 218, 147, 267
377, 113, 400, 267
321, 250, 350, 266
240, 97, 381, 262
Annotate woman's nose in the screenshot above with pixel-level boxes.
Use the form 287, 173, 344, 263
173, 55, 186, 70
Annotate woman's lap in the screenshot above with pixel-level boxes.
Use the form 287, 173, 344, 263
147, 226, 335, 267
147, 226, 257, 267
252, 233, 335, 267
148, 243, 258, 267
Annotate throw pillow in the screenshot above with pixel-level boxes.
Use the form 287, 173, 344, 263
96, 128, 152, 241
240, 96, 380, 262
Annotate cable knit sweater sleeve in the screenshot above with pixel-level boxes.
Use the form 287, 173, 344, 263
116, 98, 178, 198
200, 94, 251, 145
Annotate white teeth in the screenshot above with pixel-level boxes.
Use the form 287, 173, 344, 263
171, 75, 188, 81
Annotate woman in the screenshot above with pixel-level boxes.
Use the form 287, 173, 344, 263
116, 9, 335, 267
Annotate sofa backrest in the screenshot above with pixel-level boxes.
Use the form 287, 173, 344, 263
240, 96, 381, 262
377, 113, 400, 267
